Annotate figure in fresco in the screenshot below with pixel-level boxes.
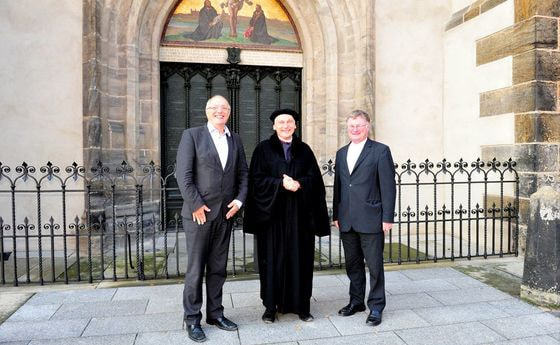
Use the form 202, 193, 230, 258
227, 0, 246, 37
184, 0, 223, 41
245, 4, 278, 45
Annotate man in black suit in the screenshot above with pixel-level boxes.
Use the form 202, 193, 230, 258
176, 95, 248, 342
332, 109, 396, 326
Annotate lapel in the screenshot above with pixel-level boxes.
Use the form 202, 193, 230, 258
351, 139, 373, 175
340, 144, 351, 176
224, 134, 234, 172
203, 126, 222, 169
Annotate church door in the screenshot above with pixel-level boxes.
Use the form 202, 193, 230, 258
160, 62, 302, 219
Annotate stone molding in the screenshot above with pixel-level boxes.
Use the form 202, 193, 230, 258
445, 0, 508, 31
82, 0, 375, 168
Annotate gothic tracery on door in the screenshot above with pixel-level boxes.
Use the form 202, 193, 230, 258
160, 62, 302, 218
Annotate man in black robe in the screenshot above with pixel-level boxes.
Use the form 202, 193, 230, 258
247, 4, 278, 44
244, 109, 330, 323
185, 0, 223, 41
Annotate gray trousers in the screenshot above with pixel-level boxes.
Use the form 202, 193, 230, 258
182, 215, 232, 325
340, 230, 386, 313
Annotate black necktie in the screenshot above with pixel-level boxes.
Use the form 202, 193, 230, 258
282, 142, 291, 162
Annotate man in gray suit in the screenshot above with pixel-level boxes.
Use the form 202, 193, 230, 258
176, 95, 248, 342
332, 109, 396, 326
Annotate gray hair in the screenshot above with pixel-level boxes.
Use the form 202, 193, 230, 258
206, 95, 230, 107
346, 109, 370, 123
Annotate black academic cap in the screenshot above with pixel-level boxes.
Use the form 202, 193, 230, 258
269, 108, 300, 122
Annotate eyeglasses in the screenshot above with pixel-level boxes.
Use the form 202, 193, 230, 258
347, 124, 369, 130
206, 106, 231, 111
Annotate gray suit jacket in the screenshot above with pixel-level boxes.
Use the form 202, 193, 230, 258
333, 139, 396, 234
176, 125, 249, 221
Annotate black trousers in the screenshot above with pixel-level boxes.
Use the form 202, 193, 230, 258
182, 214, 232, 325
340, 229, 386, 312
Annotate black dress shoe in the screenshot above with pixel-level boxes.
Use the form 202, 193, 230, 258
206, 316, 238, 331
262, 309, 276, 323
338, 302, 366, 316
366, 310, 382, 326
299, 313, 314, 322
185, 324, 206, 342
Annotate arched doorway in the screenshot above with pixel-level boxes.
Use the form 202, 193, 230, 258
159, 0, 303, 216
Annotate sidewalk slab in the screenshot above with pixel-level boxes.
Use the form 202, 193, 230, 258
395, 321, 506, 345
27, 334, 136, 345
0, 319, 89, 342
481, 313, 560, 339
1, 266, 558, 345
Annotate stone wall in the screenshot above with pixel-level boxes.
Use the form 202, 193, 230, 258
82, 0, 376, 172
475, 0, 560, 252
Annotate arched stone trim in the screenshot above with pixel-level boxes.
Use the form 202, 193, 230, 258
82, 0, 374, 168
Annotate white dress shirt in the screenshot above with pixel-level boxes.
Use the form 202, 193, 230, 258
207, 122, 230, 170
347, 139, 367, 173
206, 122, 242, 208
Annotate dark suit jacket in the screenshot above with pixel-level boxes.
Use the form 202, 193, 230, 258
333, 139, 396, 234
176, 125, 249, 221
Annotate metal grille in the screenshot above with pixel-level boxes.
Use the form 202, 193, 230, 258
0, 158, 519, 286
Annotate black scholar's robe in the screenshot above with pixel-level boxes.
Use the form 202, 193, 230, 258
248, 10, 278, 45
185, 5, 223, 41
244, 134, 330, 315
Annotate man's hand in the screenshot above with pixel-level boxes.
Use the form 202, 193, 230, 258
382, 222, 393, 234
225, 201, 240, 219
282, 174, 300, 192
192, 205, 211, 225
333, 220, 339, 229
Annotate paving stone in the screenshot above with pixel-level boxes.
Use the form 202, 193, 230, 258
386, 293, 443, 311
231, 291, 262, 308
222, 279, 260, 293
413, 302, 509, 325
401, 268, 467, 281
312, 275, 346, 288
551, 333, 560, 340
6, 304, 59, 322
238, 317, 340, 345
144, 293, 233, 314
0, 293, 31, 307
51, 299, 147, 319
26, 289, 116, 305
482, 334, 560, 345
481, 313, 560, 339
427, 287, 511, 305
312, 285, 350, 302
386, 278, 458, 295
444, 277, 488, 289
135, 329, 240, 345
396, 321, 506, 345
0, 319, 89, 342
82, 312, 181, 336
219, 304, 265, 325
27, 334, 136, 345
385, 271, 413, 283
0, 342, 29, 345
111, 284, 182, 301
334, 274, 350, 286
298, 331, 406, 345
487, 299, 544, 316
329, 309, 429, 335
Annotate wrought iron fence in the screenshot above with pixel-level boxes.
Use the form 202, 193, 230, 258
0, 158, 519, 286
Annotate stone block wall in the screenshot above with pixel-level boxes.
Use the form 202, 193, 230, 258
475, 0, 560, 252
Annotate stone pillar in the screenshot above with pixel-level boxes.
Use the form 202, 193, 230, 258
521, 185, 560, 306
478, 0, 560, 253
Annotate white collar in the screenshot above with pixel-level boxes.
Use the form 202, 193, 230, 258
207, 122, 231, 136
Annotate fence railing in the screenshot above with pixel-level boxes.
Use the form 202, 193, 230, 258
0, 158, 519, 286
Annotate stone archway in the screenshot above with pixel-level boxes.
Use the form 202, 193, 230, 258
82, 0, 374, 168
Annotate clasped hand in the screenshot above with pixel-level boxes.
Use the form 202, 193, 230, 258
192, 201, 240, 225
282, 174, 300, 192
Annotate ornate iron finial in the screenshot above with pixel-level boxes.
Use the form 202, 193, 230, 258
227, 47, 241, 65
